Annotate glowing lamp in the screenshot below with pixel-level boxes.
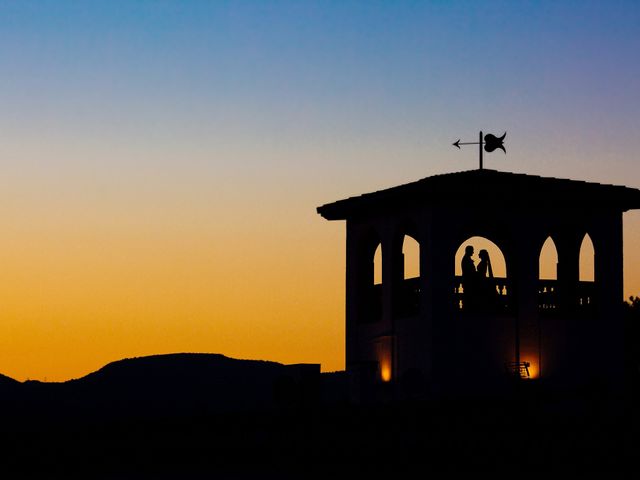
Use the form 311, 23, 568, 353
380, 361, 392, 382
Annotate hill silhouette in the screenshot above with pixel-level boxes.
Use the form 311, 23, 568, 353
0, 372, 19, 386
0, 353, 325, 420
0, 352, 637, 474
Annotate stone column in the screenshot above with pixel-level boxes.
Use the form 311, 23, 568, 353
556, 230, 581, 313
427, 210, 457, 392
592, 210, 624, 391
344, 220, 359, 371
512, 219, 541, 378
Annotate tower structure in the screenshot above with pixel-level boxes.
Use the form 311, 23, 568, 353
317, 169, 640, 397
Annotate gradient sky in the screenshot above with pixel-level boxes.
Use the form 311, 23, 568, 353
1, 0, 639, 381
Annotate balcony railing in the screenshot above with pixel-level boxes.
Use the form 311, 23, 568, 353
539, 280, 595, 313
538, 280, 557, 311
454, 276, 511, 313
577, 281, 596, 310
454, 277, 595, 313
361, 277, 595, 322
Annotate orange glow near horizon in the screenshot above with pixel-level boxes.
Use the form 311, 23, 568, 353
2, 0, 640, 387
0, 187, 639, 383
0, 187, 347, 382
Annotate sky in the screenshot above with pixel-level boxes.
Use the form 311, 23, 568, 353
1, 0, 639, 381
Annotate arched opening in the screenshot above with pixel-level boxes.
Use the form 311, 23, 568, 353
579, 233, 595, 282
578, 233, 595, 309
455, 237, 507, 277
357, 233, 382, 324
454, 236, 508, 313
539, 237, 558, 280
373, 243, 382, 285
538, 236, 559, 311
396, 234, 421, 318
402, 235, 420, 280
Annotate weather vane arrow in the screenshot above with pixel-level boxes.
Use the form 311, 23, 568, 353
452, 131, 506, 170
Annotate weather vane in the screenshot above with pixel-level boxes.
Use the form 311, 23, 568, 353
453, 131, 506, 170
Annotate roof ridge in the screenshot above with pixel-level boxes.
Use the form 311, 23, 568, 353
317, 170, 640, 220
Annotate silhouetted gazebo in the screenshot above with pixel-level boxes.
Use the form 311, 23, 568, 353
317, 169, 640, 398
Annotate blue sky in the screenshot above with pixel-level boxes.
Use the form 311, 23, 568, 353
2, 1, 639, 189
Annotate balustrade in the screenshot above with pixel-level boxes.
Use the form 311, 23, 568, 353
454, 276, 510, 313
360, 277, 595, 322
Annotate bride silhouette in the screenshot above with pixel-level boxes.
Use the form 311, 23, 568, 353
477, 249, 497, 309
477, 249, 493, 280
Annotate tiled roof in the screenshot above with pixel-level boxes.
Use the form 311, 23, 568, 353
317, 169, 640, 220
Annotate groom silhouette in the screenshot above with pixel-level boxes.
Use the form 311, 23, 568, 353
461, 245, 477, 309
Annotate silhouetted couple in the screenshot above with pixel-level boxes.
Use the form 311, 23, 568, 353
461, 245, 496, 311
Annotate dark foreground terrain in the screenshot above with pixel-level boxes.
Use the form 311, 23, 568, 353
0, 353, 638, 476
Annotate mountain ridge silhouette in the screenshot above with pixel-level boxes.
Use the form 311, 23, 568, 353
1, 352, 307, 384
0, 353, 635, 473
0, 353, 330, 419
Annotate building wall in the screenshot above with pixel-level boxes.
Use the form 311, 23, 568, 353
344, 203, 626, 399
